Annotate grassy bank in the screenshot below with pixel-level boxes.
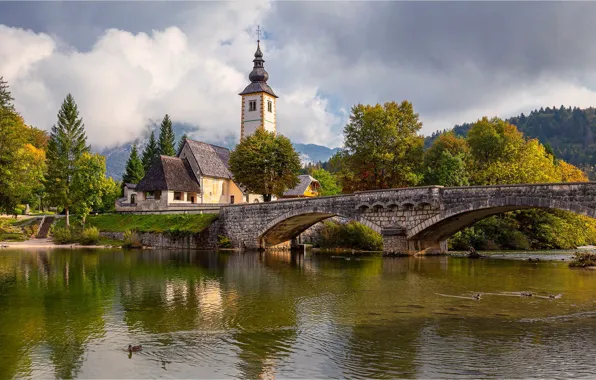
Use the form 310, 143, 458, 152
55, 213, 218, 235
0, 217, 40, 242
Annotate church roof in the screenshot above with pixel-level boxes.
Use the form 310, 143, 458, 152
283, 175, 321, 197
185, 139, 233, 179
136, 156, 201, 193
239, 82, 278, 98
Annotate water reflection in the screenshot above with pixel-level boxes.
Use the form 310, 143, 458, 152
0, 249, 595, 378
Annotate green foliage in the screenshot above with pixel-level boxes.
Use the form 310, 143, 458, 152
45, 94, 90, 226
0, 217, 27, 242
339, 101, 424, 192
157, 114, 176, 156
98, 177, 122, 213
423, 132, 470, 186
569, 252, 596, 268
122, 143, 144, 185
311, 168, 341, 196
80, 227, 100, 245
141, 131, 159, 172
56, 213, 218, 234
217, 234, 232, 248
229, 129, 301, 201
0, 79, 46, 214
52, 227, 76, 244
122, 230, 142, 249
318, 220, 383, 251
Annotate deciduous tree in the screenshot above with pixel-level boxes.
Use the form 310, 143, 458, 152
311, 168, 341, 196
71, 152, 107, 229
229, 129, 301, 202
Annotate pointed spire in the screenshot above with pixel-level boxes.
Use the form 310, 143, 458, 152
249, 39, 268, 83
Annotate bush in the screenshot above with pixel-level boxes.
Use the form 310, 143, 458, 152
122, 230, 142, 249
52, 227, 76, 244
80, 227, 100, 245
217, 234, 232, 248
569, 252, 596, 268
318, 220, 383, 251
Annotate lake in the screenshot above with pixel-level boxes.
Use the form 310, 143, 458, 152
1, 249, 595, 379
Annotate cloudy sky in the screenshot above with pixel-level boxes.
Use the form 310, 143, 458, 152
2, 1, 596, 150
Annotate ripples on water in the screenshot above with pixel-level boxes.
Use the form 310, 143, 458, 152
0, 249, 596, 379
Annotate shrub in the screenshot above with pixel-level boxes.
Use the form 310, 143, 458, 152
80, 227, 100, 245
122, 230, 143, 249
52, 227, 76, 244
569, 252, 596, 268
217, 234, 232, 248
318, 220, 383, 251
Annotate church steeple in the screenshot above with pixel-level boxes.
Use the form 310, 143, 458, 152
239, 26, 278, 140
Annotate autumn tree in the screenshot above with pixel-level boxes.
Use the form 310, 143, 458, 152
122, 143, 144, 185
229, 129, 301, 202
0, 79, 46, 214
141, 131, 159, 172
45, 94, 90, 226
340, 101, 424, 191
157, 114, 176, 156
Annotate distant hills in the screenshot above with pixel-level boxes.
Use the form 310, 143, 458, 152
100, 124, 341, 179
103, 106, 596, 180
425, 106, 596, 176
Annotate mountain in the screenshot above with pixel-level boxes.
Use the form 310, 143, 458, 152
100, 126, 342, 179
425, 106, 596, 176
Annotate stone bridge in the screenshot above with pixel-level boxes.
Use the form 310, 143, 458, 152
219, 182, 596, 254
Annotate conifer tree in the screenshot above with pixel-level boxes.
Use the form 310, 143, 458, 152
141, 131, 159, 172
122, 143, 145, 185
177, 133, 188, 155
45, 94, 90, 226
157, 114, 176, 156
0, 76, 15, 112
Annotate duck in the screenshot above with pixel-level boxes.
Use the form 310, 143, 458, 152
520, 291, 533, 297
472, 293, 482, 300
128, 344, 142, 353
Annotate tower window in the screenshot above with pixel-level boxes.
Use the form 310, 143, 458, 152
249, 100, 256, 111
267, 100, 272, 113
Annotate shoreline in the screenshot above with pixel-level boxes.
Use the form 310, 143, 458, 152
0, 238, 113, 249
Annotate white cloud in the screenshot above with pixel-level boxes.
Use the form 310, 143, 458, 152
0, 1, 342, 149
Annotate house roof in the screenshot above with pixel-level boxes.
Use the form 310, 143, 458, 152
185, 139, 233, 179
283, 175, 321, 196
124, 183, 137, 189
136, 156, 201, 193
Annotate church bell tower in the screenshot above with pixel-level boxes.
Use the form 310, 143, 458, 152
239, 29, 278, 140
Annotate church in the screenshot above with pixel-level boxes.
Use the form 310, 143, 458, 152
116, 39, 321, 213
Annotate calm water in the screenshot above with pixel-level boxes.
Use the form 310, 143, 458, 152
1, 249, 596, 379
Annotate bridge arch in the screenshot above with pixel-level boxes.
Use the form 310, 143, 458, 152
256, 206, 382, 248
408, 195, 596, 241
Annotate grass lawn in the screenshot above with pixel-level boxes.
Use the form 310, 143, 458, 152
55, 213, 219, 234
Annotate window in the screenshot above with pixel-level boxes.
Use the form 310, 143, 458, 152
174, 191, 183, 201
230, 195, 235, 204
249, 100, 257, 111
267, 100, 272, 113
145, 191, 154, 199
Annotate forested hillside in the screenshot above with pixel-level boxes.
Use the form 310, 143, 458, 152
426, 106, 596, 177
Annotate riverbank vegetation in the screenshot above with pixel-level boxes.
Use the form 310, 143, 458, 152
315, 220, 383, 251
569, 252, 596, 268
54, 213, 217, 234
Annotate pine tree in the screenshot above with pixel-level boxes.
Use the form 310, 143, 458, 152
141, 131, 159, 172
158, 114, 176, 156
177, 133, 188, 155
122, 143, 145, 185
45, 94, 90, 227
0, 76, 15, 112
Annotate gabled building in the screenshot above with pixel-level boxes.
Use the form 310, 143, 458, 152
116, 37, 311, 213
281, 175, 321, 198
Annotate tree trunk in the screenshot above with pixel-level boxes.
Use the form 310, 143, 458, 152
263, 194, 272, 202
65, 207, 70, 228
